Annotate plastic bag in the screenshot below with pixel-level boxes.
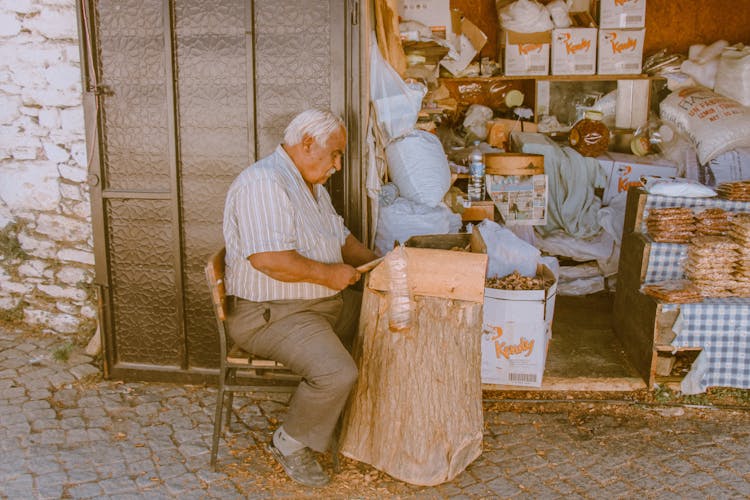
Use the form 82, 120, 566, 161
374, 197, 462, 256
463, 104, 494, 140
386, 130, 452, 207
370, 37, 423, 141
478, 219, 540, 278
715, 45, 750, 106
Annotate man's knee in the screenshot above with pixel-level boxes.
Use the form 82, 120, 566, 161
326, 355, 358, 395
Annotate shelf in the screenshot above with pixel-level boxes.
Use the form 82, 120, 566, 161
438, 74, 658, 83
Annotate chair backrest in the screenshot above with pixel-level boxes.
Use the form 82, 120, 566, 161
205, 247, 228, 323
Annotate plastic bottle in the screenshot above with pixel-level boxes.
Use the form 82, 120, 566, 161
387, 245, 412, 332
467, 141, 485, 202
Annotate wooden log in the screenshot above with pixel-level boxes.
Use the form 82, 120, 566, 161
340, 285, 484, 486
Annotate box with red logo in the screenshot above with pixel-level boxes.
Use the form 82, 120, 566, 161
602, 152, 678, 205
597, 28, 645, 74
502, 30, 551, 76
481, 264, 557, 387
551, 10, 598, 75
598, 0, 646, 29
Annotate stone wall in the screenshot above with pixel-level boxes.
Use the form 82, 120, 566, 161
0, 0, 96, 336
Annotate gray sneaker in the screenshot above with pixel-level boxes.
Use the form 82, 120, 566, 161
268, 444, 330, 488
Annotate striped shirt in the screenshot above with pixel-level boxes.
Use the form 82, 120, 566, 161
223, 146, 350, 301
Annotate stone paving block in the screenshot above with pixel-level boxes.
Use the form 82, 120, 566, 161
39, 428, 66, 446
48, 371, 75, 389
156, 461, 190, 481
0, 386, 26, 399
99, 476, 139, 495
69, 363, 99, 380
163, 472, 200, 496
0, 473, 34, 498
67, 481, 104, 498
25, 455, 63, 475
27, 388, 52, 400
66, 468, 99, 484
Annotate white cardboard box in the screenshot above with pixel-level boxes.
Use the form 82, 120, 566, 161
598, 0, 646, 28
397, 0, 452, 34
602, 152, 678, 205
550, 11, 597, 76
503, 30, 551, 76
597, 28, 645, 75
481, 264, 557, 387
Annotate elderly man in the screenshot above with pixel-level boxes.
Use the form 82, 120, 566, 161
222, 109, 377, 487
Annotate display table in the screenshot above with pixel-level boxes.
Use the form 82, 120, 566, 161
614, 188, 750, 391
339, 239, 488, 486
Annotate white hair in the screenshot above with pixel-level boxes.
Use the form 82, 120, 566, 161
283, 109, 345, 147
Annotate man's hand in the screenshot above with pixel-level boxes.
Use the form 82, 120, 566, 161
327, 263, 362, 290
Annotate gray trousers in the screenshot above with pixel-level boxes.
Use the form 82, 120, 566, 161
225, 289, 361, 452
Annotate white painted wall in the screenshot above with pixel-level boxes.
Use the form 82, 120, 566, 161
0, 0, 96, 335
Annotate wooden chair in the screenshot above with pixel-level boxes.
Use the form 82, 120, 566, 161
205, 247, 299, 470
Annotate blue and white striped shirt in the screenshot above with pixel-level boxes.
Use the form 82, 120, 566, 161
223, 146, 350, 301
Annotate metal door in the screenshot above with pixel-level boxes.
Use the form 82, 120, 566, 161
79, 0, 362, 381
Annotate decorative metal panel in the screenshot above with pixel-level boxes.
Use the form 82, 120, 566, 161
254, 0, 333, 157
175, 0, 252, 367
96, 0, 171, 191
106, 199, 181, 365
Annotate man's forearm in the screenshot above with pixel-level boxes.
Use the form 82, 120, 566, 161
341, 234, 379, 267
249, 250, 331, 286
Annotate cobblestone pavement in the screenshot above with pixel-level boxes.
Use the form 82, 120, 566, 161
1, 327, 749, 499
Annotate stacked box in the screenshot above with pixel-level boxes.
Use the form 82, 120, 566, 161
503, 30, 551, 76
551, 10, 598, 75
597, 27, 646, 74
598, 0, 646, 29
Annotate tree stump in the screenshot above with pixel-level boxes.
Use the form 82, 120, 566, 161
340, 246, 487, 486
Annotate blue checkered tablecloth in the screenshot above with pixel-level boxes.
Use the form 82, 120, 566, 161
640, 195, 750, 391
644, 243, 688, 284
664, 299, 750, 391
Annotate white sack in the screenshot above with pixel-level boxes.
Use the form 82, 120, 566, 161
386, 130, 452, 207
660, 87, 750, 165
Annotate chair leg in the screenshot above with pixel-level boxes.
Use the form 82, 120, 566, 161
225, 391, 234, 430
210, 386, 225, 471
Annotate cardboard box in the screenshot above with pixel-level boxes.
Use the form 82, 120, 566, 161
598, 0, 646, 28
551, 11, 597, 75
597, 28, 645, 75
502, 30, 551, 76
481, 264, 557, 387
440, 11, 488, 75
397, 0, 452, 35
602, 152, 678, 205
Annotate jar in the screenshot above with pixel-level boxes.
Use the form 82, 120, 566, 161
569, 110, 610, 157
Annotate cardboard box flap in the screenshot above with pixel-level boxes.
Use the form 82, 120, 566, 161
441, 11, 488, 75
369, 245, 488, 303
485, 153, 545, 176
504, 29, 552, 46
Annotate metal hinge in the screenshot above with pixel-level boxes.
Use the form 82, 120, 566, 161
90, 84, 115, 97
351, 0, 358, 25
